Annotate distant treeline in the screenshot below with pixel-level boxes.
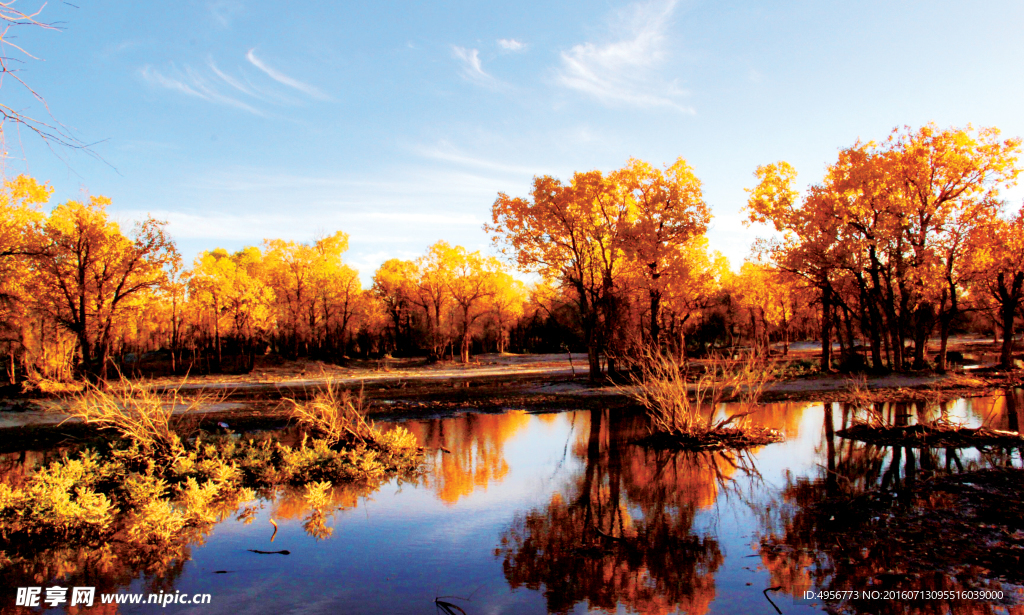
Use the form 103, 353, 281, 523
1, 123, 1022, 383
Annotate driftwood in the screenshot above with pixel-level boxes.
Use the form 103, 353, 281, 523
837, 423, 1024, 448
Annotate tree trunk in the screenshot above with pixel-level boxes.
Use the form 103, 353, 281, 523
937, 318, 950, 373
821, 284, 833, 372
649, 286, 661, 350
214, 313, 222, 371
1007, 388, 1020, 434
912, 303, 933, 370
460, 331, 471, 363
998, 271, 1024, 369
587, 343, 602, 382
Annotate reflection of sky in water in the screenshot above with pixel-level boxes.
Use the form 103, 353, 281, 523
4, 395, 1021, 614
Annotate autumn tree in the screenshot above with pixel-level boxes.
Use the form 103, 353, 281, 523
409, 241, 457, 361
887, 125, 1019, 370
0, 175, 50, 381
315, 260, 362, 355
486, 271, 527, 354
747, 125, 1021, 372
746, 162, 847, 369
657, 237, 727, 356
489, 171, 630, 380
616, 157, 711, 348
731, 262, 806, 355
263, 231, 353, 357
372, 258, 419, 355
443, 244, 502, 363
304, 232, 361, 354
189, 247, 275, 369
968, 206, 1024, 369
163, 257, 188, 372
29, 197, 178, 378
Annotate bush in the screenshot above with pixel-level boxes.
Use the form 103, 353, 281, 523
285, 380, 376, 447
65, 378, 206, 459
625, 351, 775, 440
1, 378, 421, 554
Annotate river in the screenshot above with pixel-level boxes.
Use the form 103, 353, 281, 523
1, 395, 1022, 614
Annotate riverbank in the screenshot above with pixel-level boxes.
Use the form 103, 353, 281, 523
2, 346, 1021, 452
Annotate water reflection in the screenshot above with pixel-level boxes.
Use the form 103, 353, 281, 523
0, 507, 219, 610
496, 408, 765, 615
758, 392, 1024, 615
1, 393, 1020, 614
403, 411, 531, 505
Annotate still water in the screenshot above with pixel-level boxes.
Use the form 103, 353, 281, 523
2, 396, 1023, 614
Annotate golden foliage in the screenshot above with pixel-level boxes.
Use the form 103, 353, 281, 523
745, 124, 1022, 371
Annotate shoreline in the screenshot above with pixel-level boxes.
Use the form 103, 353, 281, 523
0, 359, 1017, 454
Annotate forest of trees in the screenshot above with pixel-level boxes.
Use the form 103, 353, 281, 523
1, 124, 1022, 384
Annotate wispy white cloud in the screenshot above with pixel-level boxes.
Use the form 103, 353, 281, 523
246, 49, 331, 101
555, 0, 693, 113
497, 38, 525, 52
140, 50, 331, 115
414, 142, 550, 177
207, 60, 260, 98
140, 65, 266, 116
451, 46, 506, 90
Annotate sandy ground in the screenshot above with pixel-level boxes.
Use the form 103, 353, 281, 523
145, 352, 589, 389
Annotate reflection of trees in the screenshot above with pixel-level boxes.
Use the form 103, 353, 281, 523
497, 409, 763, 615
746, 401, 810, 440
0, 507, 225, 610
759, 396, 1021, 615
404, 411, 530, 504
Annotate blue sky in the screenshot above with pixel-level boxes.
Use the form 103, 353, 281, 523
5, 0, 1024, 284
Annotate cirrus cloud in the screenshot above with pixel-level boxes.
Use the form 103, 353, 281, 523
555, 0, 694, 113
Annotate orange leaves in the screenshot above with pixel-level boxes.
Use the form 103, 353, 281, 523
489, 157, 716, 362
744, 162, 798, 232
28, 195, 178, 374
745, 124, 1023, 370
489, 171, 624, 285
371, 241, 523, 361
260, 231, 358, 348
748, 124, 1022, 288
616, 157, 710, 282
189, 248, 276, 344
0, 173, 51, 283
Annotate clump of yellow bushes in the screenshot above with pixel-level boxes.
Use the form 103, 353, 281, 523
0, 381, 421, 552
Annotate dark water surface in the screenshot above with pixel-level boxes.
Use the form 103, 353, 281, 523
3, 395, 1024, 614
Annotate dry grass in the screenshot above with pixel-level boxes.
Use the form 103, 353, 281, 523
841, 375, 889, 428
65, 378, 207, 457
624, 351, 776, 439
28, 378, 85, 395
285, 380, 375, 447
